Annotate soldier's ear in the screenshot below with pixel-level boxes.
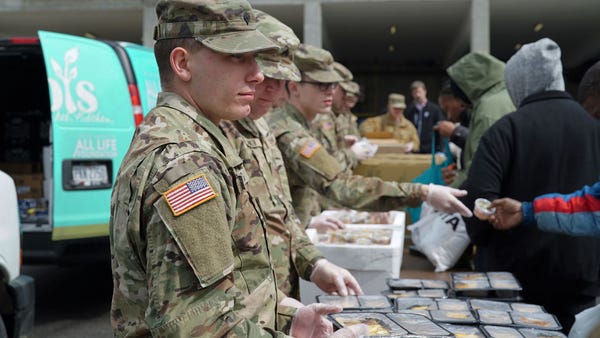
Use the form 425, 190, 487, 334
287, 81, 299, 97
170, 47, 192, 82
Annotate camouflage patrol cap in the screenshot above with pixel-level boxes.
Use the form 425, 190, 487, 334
254, 9, 301, 82
333, 62, 353, 81
340, 81, 360, 96
294, 44, 344, 83
388, 93, 406, 108
154, 0, 277, 54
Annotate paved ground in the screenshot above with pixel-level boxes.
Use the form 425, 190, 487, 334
22, 262, 113, 338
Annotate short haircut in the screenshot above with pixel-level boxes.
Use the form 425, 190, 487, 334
154, 38, 202, 86
578, 60, 600, 103
410, 80, 426, 91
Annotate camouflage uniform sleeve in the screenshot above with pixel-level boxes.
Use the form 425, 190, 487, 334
113, 149, 287, 337
288, 212, 325, 281
278, 131, 423, 212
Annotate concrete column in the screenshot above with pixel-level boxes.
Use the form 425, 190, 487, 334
142, 0, 157, 48
470, 0, 490, 53
303, 1, 322, 47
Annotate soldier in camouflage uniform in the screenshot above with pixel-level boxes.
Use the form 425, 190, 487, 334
311, 61, 361, 171
334, 79, 362, 152
359, 93, 421, 152
219, 9, 362, 306
265, 45, 473, 227
109, 1, 363, 337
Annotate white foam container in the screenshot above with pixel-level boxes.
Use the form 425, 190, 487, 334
319, 210, 405, 229
300, 224, 404, 304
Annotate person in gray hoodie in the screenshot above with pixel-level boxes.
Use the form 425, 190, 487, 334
461, 37, 600, 333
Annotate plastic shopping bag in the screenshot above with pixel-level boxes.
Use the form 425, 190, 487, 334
568, 303, 600, 338
407, 202, 470, 272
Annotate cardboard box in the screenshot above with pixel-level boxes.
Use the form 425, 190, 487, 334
367, 138, 406, 155
354, 153, 445, 182
300, 225, 404, 303
11, 173, 44, 199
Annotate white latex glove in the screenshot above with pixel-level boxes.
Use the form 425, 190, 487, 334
310, 259, 363, 297
403, 142, 414, 153
330, 324, 369, 338
425, 183, 473, 217
343, 135, 359, 148
309, 216, 345, 233
289, 303, 339, 338
350, 142, 371, 161
280, 296, 304, 309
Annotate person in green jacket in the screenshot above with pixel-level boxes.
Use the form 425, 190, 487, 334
444, 52, 516, 188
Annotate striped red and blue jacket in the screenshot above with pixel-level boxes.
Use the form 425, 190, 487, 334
522, 180, 600, 237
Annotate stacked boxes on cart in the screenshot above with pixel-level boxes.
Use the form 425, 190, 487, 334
316, 272, 566, 337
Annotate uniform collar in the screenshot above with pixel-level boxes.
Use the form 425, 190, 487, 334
157, 92, 243, 167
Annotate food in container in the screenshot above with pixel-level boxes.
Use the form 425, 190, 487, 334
490, 279, 522, 290
482, 325, 522, 338
469, 299, 511, 312
451, 271, 522, 299
383, 290, 418, 300
510, 311, 561, 330
386, 312, 452, 336
453, 272, 487, 280
327, 210, 393, 224
518, 327, 567, 338
440, 323, 486, 338
319, 229, 393, 245
395, 298, 437, 311
329, 312, 407, 336
510, 302, 545, 313
437, 299, 469, 311
358, 295, 391, 309
421, 279, 450, 289
417, 289, 447, 298
474, 198, 495, 220
386, 278, 424, 290
316, 295, 359, 309
476, 309, 513, 325
430, 309, 477, 324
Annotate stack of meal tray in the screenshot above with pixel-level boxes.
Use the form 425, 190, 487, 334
314, 272, 566, 338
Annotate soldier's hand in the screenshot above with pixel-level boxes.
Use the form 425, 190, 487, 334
489, 198, 523, 230
289, 303, 339, 338
343, 135, 358, 147
424, 184, 473, 217
329, 324, 368, 338
310, 259, 363, 297
350, 142, 371, 161
403, 142, 414, 153
309, 216, 345, 233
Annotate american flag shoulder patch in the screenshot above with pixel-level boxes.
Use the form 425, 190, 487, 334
299, 139, 322, 159
322, 121, 334, 131
163, 174, 217, 216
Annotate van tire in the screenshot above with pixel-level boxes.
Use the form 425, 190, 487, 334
0, 316, 7, 338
